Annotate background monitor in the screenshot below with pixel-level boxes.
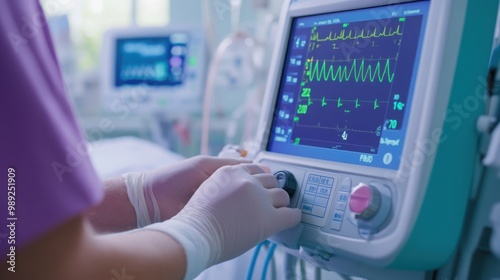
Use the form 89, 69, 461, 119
114, 35, 187, 87
101, 26, 206, 114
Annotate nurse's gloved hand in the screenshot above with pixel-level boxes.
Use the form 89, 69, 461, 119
123, 156, 249, 228
144, 164, 302, 280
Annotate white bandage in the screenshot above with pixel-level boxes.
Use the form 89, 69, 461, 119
122, 172, 161, 228
123, 171, 211, 279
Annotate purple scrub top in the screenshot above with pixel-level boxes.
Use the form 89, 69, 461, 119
0, 1, 104, 257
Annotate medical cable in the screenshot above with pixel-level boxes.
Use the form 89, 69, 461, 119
270, 253, 277, 280
300, 259, 307, 279
487, 45, 500, 123
314, 266, 321, 280
284, 253, 298, 279
246, 240, 269, 280
260, 242, 277, 280
479, 44, 500, 176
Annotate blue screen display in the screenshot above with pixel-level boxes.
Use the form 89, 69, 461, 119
266, 1, 429, 170
114, 33, 189, 87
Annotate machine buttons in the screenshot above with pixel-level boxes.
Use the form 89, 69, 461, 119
303, 194, 315, 204
308, 175, 321, 184
383, 153, 393, 165
340, 177, 352, 192
274, 170, 297, 198
330, 221, 342, 231
317, 186, 331, 196
329, 211, 345, 231
324, 187, 353, 231
335, 202, 347, 211
332, 211, 344, 221
319, 176, 334, 186
314, 196, 329, 207
349, 183, 381, 220
338, 192, 350, 202
305, 184, 318, 193
311, 206, 327, 217
300, 174, 335, 218
301, 203, 313, 214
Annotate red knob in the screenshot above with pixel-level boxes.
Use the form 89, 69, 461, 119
349, 183, 381, 220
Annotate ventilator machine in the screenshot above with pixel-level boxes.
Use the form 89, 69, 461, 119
242, 0, 500, 278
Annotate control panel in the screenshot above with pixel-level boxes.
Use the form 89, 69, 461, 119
268, 160, 393, 241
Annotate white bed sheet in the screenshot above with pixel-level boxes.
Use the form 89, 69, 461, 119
88, 136, 185, 179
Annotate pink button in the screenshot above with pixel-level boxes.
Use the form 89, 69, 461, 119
349, 185, 372, 214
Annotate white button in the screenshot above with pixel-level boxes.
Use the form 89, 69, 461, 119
317, 186, 331, 197
311, 206, 326, 217
332, 210, 344, 221
338, 192, 349, 202
301, 203, 313, 214
305, 184, 318, 194
335, 202, 347, 210
319, 176, 334, 186
330, 221, 342, 231
314, 196, 328, 207
308, 175, 320, 184
303, 194, 315, 204
383, 153, 393, 165
340, 177, 352, 192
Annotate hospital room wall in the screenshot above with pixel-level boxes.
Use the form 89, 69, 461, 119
170, 0, 280, 45
170, 0, 202, 24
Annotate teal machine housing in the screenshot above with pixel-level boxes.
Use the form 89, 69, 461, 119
254, 0, 499, 276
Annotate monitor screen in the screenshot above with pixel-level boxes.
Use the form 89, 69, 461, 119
266, 1, 429, 170
114, 33, 189, 87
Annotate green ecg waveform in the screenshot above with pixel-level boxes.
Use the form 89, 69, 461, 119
311, 25, 403, 42
306, 59, 395, 83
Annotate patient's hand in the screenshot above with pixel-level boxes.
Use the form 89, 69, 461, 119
144, 156, 250, 220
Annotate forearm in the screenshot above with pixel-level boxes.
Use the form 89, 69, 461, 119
95, 228, 186, 280
4, 217, 186, 280
86, 177, 137, 233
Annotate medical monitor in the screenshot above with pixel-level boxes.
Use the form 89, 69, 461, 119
254, 0, 496, 275
114, 35, 187, 87
101, 26, 206, 113
266, 2, 427, 170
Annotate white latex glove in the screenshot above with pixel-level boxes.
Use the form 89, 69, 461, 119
145, 164, 302, 280
123, 156, 250, 227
